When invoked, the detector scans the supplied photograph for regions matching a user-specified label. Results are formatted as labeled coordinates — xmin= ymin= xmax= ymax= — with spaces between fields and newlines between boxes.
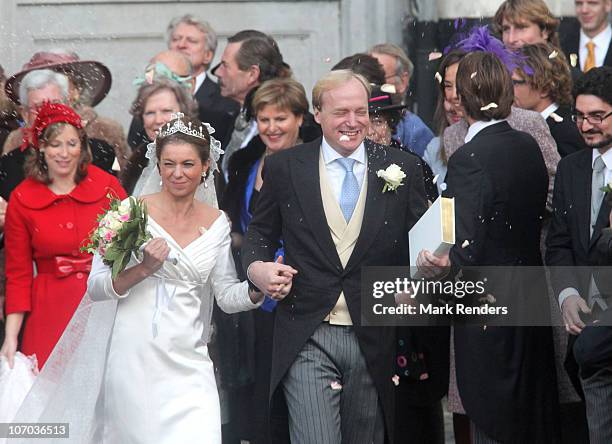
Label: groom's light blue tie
xmin=338 ymin=157 xmax=359 ymax=222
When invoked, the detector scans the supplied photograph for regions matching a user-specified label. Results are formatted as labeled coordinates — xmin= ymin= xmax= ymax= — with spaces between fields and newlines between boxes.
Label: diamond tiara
xmin=156 ymin=112 xmax=214 ymax=140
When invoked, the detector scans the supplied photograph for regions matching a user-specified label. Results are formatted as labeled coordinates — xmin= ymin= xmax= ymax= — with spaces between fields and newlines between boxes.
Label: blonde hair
xmin=252 ymin=78 xmax=309 ymax=117
xmin=312 ymin=69 xmax=370 ymax=110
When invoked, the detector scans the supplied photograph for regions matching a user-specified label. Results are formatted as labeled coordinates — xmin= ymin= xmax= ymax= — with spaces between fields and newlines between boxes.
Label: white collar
xmin=540 ymin=103 xmax=559 ymax=120
xmin=321 ymin=136 xmax=366 ymax=165
xmin=580 ymin=23 xmax=612 ymax=48
xmin=593 ymin=147 xmax=612 ymax=170
xmin=464 ymin=119 xmax=505 ymax=143
xmin=194 ymin=72 xmax=207 ymax=94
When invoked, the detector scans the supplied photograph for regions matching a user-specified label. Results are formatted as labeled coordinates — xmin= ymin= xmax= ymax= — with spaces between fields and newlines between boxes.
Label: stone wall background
xmin=0 ymin=0 xmax=577 ymax=128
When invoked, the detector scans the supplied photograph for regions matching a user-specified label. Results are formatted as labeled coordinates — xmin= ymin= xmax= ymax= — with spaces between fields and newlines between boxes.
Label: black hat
xmin=368 ymin=84 xmax=407 ymax=114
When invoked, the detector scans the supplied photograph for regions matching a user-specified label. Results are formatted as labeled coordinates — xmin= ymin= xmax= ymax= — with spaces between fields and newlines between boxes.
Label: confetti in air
xmin=392 ymin=375 xmax=400 ymax=386
xmin=432 ymin=174 xmax=439 ymax=184
xmin=570 ymin=53 xmax=578 ymax=67
xmin=435 ymin=72 xmax=443 ymax=84
xmin=550 ymin=112 xmax=564 ymax=123
xmin=381 ymin=84 xmax=396 ymax=94
xmin=480 ymin=102 xmax=498 ymax=111
xmin=428 ymin=52 xmax=443 ymax=61
xmin=470 ymin=72 xmax=477 ymax=79
xmin=548 ymin=50 xmax=558 ymax=59
xmin=330 ymin=381 xmax=342 ymax=390
xmin=324 ymin=57 xmax=331 ymax=63
xmin=339 ymin=134 xmax=350 ymax=142
xmin=462 ymin=240 xmax=470 ymax=248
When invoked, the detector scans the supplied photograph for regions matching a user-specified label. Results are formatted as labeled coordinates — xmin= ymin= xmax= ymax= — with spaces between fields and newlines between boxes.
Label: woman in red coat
xmin=0 ymin=102 xmax=126 ymax=369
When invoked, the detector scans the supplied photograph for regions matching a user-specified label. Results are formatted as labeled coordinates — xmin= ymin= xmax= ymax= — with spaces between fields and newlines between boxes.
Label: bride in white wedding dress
xmin=10 ymin=114 xmax=293 ymax=444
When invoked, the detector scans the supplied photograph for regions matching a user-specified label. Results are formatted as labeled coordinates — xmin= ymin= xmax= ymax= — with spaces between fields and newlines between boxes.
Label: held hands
xmin=141 ymin=238 xmax=170 ymax=275
xmin=249 ymin=256 xmax=298 ymax=301
xmin=0 ymin=196 xmax=6 ymax=231
xmin=562 ymin=294 xmax=591 ymax=335
xmin=416 ymin=250 xmax=450 ymax=280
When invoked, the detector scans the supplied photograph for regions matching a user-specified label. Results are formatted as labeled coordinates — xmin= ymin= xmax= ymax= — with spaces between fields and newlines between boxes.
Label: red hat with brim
xmin=5 ymin=51 xmax=112 ymax=107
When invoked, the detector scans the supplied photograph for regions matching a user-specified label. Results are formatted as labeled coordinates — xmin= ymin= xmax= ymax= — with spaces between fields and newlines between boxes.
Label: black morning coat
xmin=445 ymin=121 xmax=560 ymax=443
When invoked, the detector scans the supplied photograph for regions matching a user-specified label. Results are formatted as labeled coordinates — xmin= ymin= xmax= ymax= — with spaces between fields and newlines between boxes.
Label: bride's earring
xmin=202 ymin=171 xmax=208 ymax=188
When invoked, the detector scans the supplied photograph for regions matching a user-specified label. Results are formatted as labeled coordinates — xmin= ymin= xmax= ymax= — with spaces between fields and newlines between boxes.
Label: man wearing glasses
xmin=546 ymin=66 xmax=612 ymax=443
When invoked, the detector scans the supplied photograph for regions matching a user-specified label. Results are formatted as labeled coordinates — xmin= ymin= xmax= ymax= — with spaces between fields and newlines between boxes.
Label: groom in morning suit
xmin=242 ymin=69 xmax=428 ymax=443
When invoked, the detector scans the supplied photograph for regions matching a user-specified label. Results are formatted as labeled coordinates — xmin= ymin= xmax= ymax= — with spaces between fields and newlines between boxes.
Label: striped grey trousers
xmin=281 ymin=322 xmax=385 ymax=444
xmin=470 ymin=422 xmax=502 ymax=444
xmin=582 ymin=367 xmax=612 ymax=444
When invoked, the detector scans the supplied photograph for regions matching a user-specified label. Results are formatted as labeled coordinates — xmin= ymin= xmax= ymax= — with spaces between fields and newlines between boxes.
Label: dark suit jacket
xmin=242 ymin=138 xmax=428 ymax=439
xmin=547 ymin=105 xmax=587 ymax=158
xmin=445 ymin=122 xmax=559 ymax=443
xmin=546 ymin=148 xmax=612 ymax=296
xmin=573 ymin=217 xmax=612 ymax=376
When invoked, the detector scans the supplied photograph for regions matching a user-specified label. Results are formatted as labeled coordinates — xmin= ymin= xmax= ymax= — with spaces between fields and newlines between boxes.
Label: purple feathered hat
xmin=445 ymin=25 xmax=532 ymax=75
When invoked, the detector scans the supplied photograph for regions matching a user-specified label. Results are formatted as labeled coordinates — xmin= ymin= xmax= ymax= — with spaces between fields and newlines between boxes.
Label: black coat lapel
xmin=575 ymin=152 xmax=593 ymax=253
xmin=590 ymin=194 xmax=612 ymax=249
xmin=291 ymin=139 xmax=343 ymax=271
xmin=344 ymin=140 xmax=387 ymax=274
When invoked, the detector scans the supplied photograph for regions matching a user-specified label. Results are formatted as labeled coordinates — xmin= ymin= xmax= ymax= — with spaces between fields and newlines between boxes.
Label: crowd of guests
xmin=0 ymin=0 xmax=611 ymax=442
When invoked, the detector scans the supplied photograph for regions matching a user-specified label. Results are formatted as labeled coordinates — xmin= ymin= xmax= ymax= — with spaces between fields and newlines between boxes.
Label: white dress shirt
xmin=579 ymin=24 xmax=612 ymax=70
xmin=320 ymin=137 xmax=366 ymax=203
xmin=464 ymin=119 xmax=505 ymax=143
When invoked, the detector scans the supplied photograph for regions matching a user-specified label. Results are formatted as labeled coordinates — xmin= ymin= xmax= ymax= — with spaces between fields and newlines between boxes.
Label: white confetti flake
xmin=330 ymin=381 xmax=342 ymax=390
xmin=480 ymin=102 xmax=498 ymax=111
xmin=550 ymin=112 xmax=564 ymax=123
xmin=324 ymin=57 xmax=331 ymax=63
xmin=470 ymin=72 xmax=477 ymax=79
xmin=548 ymin=50 xmax=558 ymax=59
xmin=428 ymin=52 xmax=443 ymax=61
xmin=381 ymin=83 xmax=396 ymax=94
xmin=432 ymin=174 xmax=439 ymax=184
xmin=570 ymin=53 xmax=578 ymax=68
xmin=392 ymin=375 xmax=400 ymax=386
xmin=435 ymin=72 xmax=443 ymax=84
xmin=461 ymin=240 xmax=470 ymax=248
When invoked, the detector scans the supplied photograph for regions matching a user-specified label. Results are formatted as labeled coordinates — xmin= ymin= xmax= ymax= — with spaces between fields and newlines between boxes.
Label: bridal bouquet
xmin=82 ymin=196 xmax=151 ymax=279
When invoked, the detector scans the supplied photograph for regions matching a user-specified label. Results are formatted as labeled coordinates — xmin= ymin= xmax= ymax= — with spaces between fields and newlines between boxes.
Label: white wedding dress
xmin=11 ymin=212 xmax=259 ymax=444
xmin=87 ymin=213 xmax=258 ymax=443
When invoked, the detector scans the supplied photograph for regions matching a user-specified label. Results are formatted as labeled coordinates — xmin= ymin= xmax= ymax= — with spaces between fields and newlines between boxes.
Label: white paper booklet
xmin=409 ymin=196 xmax=455 ymax=278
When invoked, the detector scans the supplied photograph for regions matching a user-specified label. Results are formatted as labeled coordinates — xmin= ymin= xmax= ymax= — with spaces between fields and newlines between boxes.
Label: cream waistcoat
xmin=319 ymin=150 xmax=368 ymax=325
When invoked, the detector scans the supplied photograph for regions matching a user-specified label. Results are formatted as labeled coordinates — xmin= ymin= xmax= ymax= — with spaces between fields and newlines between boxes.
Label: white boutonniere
xmin=377 ymin=164 xmax=406 ymax=193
